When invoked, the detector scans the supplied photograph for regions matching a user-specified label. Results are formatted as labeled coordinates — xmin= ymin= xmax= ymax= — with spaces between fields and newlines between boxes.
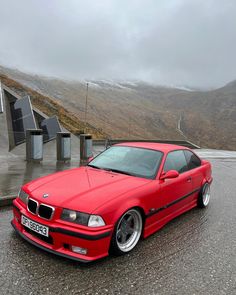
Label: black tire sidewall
xmin=109 ymin=208 xmax=143 ymax=256
xmin=198 ymin=182 xmax=210 ymax=208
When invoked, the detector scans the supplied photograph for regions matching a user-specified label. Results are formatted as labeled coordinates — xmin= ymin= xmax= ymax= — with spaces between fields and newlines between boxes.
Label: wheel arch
xmin=109 ymin=201 xmax=146 ymax=233
xmin=201 ymin=177 xmax=212 ymax=190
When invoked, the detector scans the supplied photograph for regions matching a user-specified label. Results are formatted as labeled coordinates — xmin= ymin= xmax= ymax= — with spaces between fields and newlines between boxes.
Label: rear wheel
xmin=110 ymin=208 xmax=143 ymax=256
xmin=198 ymin=183 xmax=211 ymax=208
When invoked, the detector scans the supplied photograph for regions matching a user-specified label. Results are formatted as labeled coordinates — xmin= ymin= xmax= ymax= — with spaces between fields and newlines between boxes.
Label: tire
xmin=198 ymin=182 xmax=211 ymax=208
xmin=110 ymin=208 xmax=143 ymax=256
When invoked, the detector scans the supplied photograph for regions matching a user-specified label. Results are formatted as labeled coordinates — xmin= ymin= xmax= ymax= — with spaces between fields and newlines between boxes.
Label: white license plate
xmin=21 ymin=215 xmax=49 ymax=237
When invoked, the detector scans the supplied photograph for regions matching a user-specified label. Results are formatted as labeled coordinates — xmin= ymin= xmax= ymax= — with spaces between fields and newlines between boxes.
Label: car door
xmin=158 ymin=150 xmax=193 ymax=219
xmin=184 ymin=150 xmax=203 ymax=198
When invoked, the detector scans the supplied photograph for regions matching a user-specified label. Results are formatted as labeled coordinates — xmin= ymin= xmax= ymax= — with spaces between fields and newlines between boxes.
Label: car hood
xmin=24 ymin=167 xmax=150 ymax=213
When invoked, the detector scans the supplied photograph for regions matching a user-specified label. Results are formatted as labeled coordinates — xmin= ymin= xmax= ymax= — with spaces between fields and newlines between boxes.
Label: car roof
xmin=115 ymin=142 xmax=190 ymax=153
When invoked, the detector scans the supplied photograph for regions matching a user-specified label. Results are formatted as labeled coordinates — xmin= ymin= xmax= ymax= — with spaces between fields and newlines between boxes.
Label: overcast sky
xmin=0 ymin=0 xmax=236 ymax=88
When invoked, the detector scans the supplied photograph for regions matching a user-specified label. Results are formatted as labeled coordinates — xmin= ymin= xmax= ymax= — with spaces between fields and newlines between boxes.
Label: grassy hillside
xmin=0 ymin=74 xmax=107 ymax=139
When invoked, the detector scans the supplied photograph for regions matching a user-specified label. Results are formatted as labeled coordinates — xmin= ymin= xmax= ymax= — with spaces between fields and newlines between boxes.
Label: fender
xmin=201 ymin=176 xmax=213 ymax=187
xmin=93 ymin=181 xmax=158 ymax=226
xmin=98 ymin=196 xmax=146 ymax=228
xmin=111 ymin=199 xmax=145 ymax=226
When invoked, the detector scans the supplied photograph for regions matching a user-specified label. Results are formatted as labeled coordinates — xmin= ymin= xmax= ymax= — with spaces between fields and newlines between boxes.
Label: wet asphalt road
xmin=1 ymin=158 xmax=236 ymax=295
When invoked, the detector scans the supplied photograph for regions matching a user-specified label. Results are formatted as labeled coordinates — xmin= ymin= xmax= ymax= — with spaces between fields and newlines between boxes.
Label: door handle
xmin=187 ymin=177 xmax=192 ymax=182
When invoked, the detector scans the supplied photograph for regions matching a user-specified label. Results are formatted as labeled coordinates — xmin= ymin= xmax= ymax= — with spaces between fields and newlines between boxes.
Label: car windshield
xmin=88 ymin=146 xmax=163 ymax=179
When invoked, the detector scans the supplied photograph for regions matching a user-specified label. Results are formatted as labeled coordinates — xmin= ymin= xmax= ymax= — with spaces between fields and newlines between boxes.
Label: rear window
xmin=184 ymin=150 xmax=201 ymax=170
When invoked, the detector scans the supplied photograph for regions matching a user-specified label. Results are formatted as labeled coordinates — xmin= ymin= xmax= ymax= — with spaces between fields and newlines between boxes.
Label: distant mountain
xmin=0 ymin=66 xmax=235 ymax=150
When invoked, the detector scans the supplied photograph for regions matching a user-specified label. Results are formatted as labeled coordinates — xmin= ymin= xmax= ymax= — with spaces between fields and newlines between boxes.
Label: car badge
xmin=43 ymin=193 xmax=49 ymax=198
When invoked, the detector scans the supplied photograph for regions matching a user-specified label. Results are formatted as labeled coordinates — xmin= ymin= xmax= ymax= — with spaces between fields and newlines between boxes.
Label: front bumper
xmin=12 ymin=200 xmax=113 ymax=262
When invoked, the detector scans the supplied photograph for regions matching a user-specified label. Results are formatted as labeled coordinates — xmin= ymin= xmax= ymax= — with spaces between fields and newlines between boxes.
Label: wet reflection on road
xmin=1 ymin=158 xmax=236 ymax=294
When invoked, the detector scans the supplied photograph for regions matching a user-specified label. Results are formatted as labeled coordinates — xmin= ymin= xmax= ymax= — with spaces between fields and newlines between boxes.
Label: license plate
xmin=21 ymin=215 xmax=49 ymax=237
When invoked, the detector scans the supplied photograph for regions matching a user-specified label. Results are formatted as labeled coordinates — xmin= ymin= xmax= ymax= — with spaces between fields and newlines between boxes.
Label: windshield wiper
xmin=87 ymin=164 xmax=102 ymax=170
xmin=88 ymin=165 xmax=135 ymax=176
xmin=103 ymin=168 xmax=135 ymax=176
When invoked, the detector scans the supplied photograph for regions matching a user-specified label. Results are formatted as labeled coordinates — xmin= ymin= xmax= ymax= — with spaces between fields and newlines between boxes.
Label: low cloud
xmin=0 ymin=0 xmax=236 ymax=88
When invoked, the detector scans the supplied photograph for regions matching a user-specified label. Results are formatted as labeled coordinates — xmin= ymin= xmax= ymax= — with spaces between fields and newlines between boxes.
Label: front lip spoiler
xmin=11 ymin=221 xmax=90 ymax=263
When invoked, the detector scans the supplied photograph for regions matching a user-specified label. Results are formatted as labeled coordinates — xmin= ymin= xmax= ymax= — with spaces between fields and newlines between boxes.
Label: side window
xmin=184 ymin=150 xmax=201 ymax=170
xmin=164 ymin=150 xmax=188 ymax=174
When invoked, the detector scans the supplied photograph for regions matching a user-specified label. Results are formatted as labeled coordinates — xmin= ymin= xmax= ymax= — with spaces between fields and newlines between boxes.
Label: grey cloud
xmin=0 ymin=0 xmax=236 ymax=88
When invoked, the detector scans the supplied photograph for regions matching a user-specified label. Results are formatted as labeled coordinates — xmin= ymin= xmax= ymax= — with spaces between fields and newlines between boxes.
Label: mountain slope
xmin=0 ymin=66 xmax=235 ymax=150
xmin=0 ymin=73 xmax=106 ymax=139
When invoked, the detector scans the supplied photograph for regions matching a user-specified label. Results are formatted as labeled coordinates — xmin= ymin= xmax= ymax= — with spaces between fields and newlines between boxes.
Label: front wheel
xmin=110 ymin=208 xmax=143 ymax=256
xmin=198 ymin=183 xmax=211 ymax=208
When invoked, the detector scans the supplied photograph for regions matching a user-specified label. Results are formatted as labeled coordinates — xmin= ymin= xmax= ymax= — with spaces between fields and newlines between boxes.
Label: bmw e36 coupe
xmin=12 ymin=142 xmax=212 ymax=262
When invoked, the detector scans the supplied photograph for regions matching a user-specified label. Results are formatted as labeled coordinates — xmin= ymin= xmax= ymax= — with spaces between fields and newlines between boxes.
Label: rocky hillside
xmin=0 ymin=66 xmax=235 ymax=150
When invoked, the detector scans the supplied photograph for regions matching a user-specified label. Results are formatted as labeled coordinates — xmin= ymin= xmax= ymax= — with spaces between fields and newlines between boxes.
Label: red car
xmin=12 ymin=143 xmax=212 ymax=262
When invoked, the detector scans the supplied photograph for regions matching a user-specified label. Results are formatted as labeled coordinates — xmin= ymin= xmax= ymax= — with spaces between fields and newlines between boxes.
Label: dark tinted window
xmin=184 ymin=150 xmax=201 ymax=170
xmin=164 ymin=150 xmax=188 ymax=174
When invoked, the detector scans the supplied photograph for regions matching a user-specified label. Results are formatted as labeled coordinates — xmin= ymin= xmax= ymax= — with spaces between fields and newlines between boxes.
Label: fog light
xmin=71 ymin=246 xmax=87 ymax=255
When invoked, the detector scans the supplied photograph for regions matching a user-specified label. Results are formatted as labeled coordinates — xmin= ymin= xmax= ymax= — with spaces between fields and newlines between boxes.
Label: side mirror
xmin=160 ymin=170 xmax=179 ymax=180
xmin=88 ymin=156 xmax=94 ymax=162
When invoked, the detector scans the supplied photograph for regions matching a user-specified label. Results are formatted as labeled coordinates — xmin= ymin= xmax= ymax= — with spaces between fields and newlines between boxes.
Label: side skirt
xmin=143 ymin=200 xmax=197 ymax=239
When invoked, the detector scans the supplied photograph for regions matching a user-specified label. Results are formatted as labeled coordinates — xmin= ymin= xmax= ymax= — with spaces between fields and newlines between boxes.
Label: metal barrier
xmin=56 ymin=132 xmax=71 ymax=161
xmin=80 ymin=134 xmax=93 ymax=161
xmin=26 ymin=129 xmax=43 ymax=162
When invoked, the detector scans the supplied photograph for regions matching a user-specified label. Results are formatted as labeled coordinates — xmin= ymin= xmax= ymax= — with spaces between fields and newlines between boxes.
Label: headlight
xmin=61 ymin=209 xmax=89 ymax=225
xmin=61 ymin=209 xmax=105 ymax=227
xmin=18 ymin=189 xmax=29 ymax=204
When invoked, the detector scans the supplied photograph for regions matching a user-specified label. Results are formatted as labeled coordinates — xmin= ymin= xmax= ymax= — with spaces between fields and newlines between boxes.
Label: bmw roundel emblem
xmin=43 ymin=193 xmax=49 ymax=198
